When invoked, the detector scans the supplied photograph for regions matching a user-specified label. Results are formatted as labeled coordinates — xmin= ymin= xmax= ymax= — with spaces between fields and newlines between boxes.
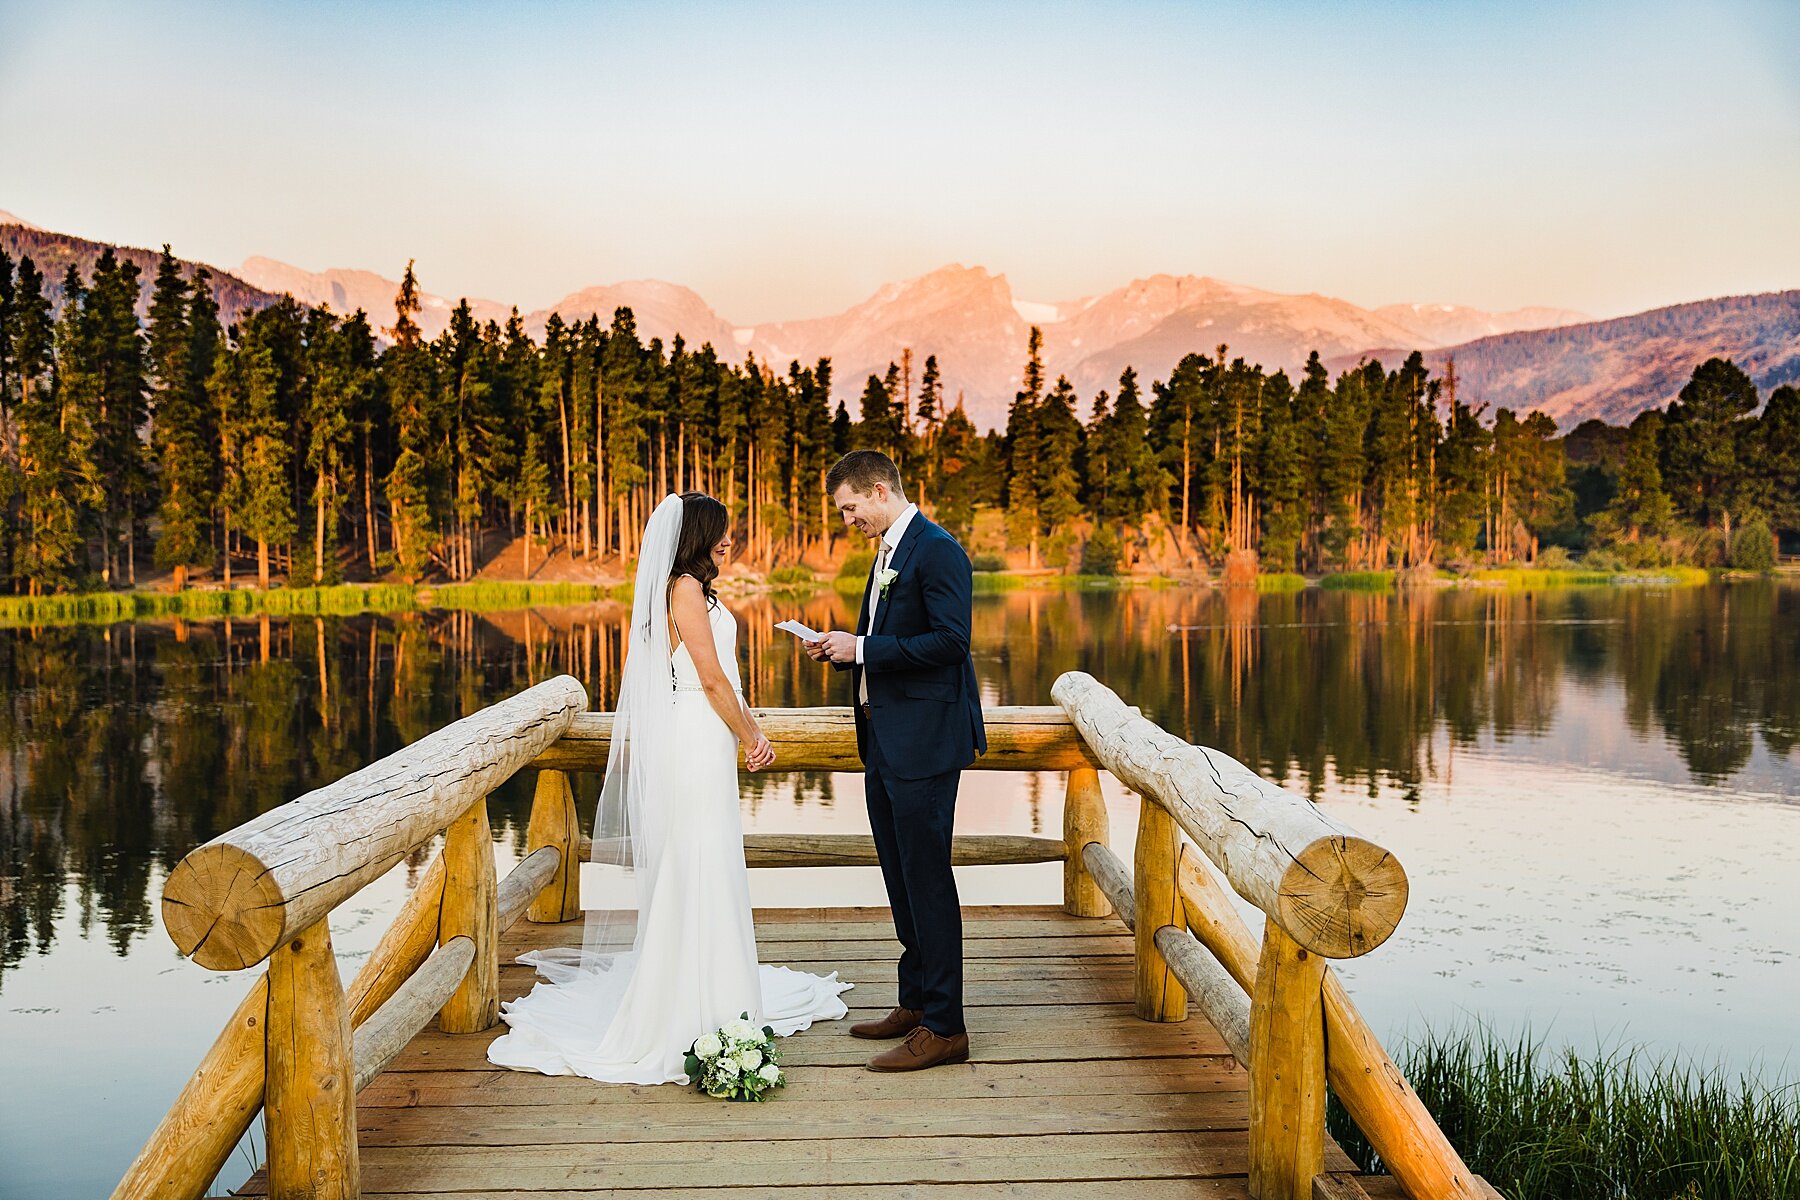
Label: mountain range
xmin=4 ymin=210 xmax=1794 ymax=432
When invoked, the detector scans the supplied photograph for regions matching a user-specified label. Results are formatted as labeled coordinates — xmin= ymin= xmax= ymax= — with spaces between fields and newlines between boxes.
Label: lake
xmin=2 ymin=581 xmax=1797 ymax=1199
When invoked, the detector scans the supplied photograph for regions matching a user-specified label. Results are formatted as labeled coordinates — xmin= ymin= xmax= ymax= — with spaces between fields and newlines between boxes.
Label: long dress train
xmin=487 ymin=601 xmax=851 ymax=1084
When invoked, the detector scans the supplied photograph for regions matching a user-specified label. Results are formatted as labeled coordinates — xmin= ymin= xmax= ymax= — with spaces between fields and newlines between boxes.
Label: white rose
xmin=694 ymin=1033 xmax=723 ymax=1059
xmin=716 ymin=1059 xmax=740 ymax=1078
xmin=757 ymin=1063 xmax=781 ymax=1084
xmin=724 ymin=1018 xmax=760 ymax=1041
xmin=736 ymin=1048 xmax=762 ymax=1071
xmin=877 ymin=567 xmax=900 ymax=593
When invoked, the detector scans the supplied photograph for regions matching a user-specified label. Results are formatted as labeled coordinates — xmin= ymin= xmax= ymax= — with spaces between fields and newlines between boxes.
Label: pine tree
xmin=231 ymin=304 xmax=301 ymax=588
xmin=856 ymin=373 xmax=893 ymax=457
xmin=85 ymin=249 xmax=151 ymax=584
xmin=1596 ymin=409 xmax=1674 ymax=547
xmin=1750 ymin=386 xmax=1800 ymax=537
xmin=384 ymin=264 xmax=437 ymax=580
xmin=148 ymin=247 xmax=216 ymax=589
xmin=1660 ymin=357 xmax=1759 ymax=534
xmin=1003 ymin=327 xmax=1046 ymax=565
xmin=1257 ymin=370 xmax=1304 ymax=570
xmin=1036 ymin=375 xmax=1084 ymax=566
xmin=305 ymin=307 xmax=372 ymax=583
xmin=916 ymin=353 xmax=942 ymax=503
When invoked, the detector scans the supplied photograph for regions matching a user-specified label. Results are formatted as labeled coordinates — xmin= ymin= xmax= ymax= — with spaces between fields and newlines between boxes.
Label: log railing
xmin=120 ymin=674 xmax=1489 ymax=1200
xmin=115 ymin=676 xmax=587 ymax=1200
xmin=1051 ymin=671 xmax=1498 ymax=1200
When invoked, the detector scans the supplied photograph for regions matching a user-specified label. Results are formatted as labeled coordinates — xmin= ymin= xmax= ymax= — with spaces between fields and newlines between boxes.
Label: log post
xmin=1248 ymin=918 xmax=1327 ymax=1200
xmin=1180 ymin=845 xmax=1492 ymax=1200
xmin=1132 ymin=798 xmax=1186 ymax=1022
xmin=1054 ymin=671 xmax=1408 ymax=959
xmin=264 ymin=919 xmax=358 ymax=1200
xmin=524 ymin=769 xmax=582 ymax=923
xmin=437 ymin=797 xmax=499 ymax=1033
xmin=163 ymin=675 xmax=586 ymax=972
xmin=1062 ymin=766 xmax=1110 ymax=917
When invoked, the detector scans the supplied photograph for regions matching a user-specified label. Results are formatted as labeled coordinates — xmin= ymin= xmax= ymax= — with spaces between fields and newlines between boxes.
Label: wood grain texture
xmin=582 ymin=831 xmax=1067 ymax=869
xmin=223 ymin=904 xmax=1391 ymax=1200
xmin=1133 ymin=798 xmax=1187 ymax=1022
xmin=1062 ymin=766 xmax=1111 ymax=917
xmin=164 ymin=676 xmax=586 ymax=970
xmin=109 ymin=976 xmax=269 ymax=1200
xmin=1156 ymin=923 xmax=1252 ymax=1068
xmin=1182 ymin=850 xmax=1492 ymax=1200
xmin=1054 ymin=671 xmax=1407 ymax=959
xmin=437 ymin=800 xmax=499 ymax=1034
xmin=265 ymin=919 xmax=359 ymax=1200
xmin=345 ymin=855 xmax=445 ymax=1028
xmin=1248 ymin=920 xmax=1327 ymax=1200
xmin=495 ymin=847 xmax=560 ymax=933
xmin=353 ymin=937 xmax=475 ymax=1092
xmin=522 ymin=770 xmax=580 ymax=923
xmin=530 ymin=705 xmax=1109 ymax=773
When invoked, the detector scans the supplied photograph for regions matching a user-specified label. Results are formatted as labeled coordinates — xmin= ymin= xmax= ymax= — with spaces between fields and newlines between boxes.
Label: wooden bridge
xmin=115 ymin=674 xmax=1500 ymax=1200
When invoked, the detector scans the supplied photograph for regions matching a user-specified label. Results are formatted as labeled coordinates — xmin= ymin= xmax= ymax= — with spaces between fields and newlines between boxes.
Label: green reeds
xmin=0 ymin=581 xmax=623 ymax=628
xmin=1255 ymin=572 xmax=1308 ymax=593
xmin=1319 ymin=570 xmax=1396 ymax=591
xmin=1467 ymin=566 xmax=1711 ymax=590
xmin=1326 ymin=1026 xmax=1800 ymax=1200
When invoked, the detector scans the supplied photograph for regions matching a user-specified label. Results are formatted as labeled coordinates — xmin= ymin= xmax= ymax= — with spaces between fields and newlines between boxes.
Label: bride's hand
xmin=744 ymin=731 xmax=776 ymax=772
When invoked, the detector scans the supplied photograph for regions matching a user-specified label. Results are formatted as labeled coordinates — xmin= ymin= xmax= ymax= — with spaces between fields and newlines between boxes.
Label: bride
xmin=488 ymin=492 xmax=852 ymax=1084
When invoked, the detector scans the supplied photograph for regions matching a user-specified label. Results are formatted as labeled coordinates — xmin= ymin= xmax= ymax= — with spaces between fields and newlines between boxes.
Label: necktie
xmin=859 ymin=542 xmax=891 ymax=706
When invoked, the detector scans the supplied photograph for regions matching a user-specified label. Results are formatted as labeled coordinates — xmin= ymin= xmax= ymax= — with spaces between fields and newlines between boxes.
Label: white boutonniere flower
xmin=877 ymin=567 xmax=900 ymax=596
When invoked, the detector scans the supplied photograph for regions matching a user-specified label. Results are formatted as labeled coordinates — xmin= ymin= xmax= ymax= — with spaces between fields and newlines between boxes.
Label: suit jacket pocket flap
xmin=900 ymin=678 xmax=958 ymax=703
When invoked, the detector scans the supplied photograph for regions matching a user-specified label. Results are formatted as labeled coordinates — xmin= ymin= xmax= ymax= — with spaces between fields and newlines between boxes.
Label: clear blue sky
xmin=2 ymin=0 xmax=1796 ymax=322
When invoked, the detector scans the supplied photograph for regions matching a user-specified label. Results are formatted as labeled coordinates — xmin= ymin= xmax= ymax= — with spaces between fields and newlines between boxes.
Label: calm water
xmin=2 ymin=583 xmax=1798 ymax=1198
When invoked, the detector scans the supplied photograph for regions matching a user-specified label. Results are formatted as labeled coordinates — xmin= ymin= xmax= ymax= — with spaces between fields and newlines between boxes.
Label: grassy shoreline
xmin=0 ymin=580 xmax=628 ymax=628
xmin=1328 ymin=1026 xmax=1800 ymax=1200
xmin=0 ymin=563 xmax=1739 ymax=628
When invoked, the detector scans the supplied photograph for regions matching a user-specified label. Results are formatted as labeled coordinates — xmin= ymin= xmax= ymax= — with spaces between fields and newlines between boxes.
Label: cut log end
xmin=1277 ymin=836 xmax=1409 ymax=959
xmin=162 ymin=843 xmax=287 ymax=970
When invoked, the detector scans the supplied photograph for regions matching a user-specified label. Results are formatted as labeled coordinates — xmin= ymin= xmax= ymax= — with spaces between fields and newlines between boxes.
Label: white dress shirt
xmin=856 ymin=503 xmax=919 ymax=677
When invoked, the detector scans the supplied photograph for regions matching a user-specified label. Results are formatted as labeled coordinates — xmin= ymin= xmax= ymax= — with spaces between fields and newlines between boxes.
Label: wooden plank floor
xmin=237 ymin=905 xmax=1374 ymax=1198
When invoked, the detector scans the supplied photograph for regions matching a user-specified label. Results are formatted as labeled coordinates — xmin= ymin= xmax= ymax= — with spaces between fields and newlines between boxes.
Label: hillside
xmin=0 ymin=223 xmax=279 ymax=327
xmin=1330 ymin=291 xmax=1800 ymax=426
xmin=8 ymin=211 xmax=1789 ymax=432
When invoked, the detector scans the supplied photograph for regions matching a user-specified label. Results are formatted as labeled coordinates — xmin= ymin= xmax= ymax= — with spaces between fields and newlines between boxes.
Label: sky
xmin=2 ymin=0 xmax=1797 ymax=324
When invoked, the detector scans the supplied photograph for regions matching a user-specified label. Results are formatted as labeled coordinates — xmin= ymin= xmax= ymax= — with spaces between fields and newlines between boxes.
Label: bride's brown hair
xmin=670 ymin=492 xmax=730 ymax=605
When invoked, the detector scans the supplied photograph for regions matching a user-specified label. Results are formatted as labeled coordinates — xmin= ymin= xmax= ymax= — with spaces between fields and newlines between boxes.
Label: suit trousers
xmin=863 ymin=729 xmax=965 ymax=1037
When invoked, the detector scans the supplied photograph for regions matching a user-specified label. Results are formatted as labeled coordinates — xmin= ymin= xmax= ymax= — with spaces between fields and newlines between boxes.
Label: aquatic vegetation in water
xmin=0 ymin=582 xmax=624 ymax=628
xmin=1319 ymin=571 xmax=1397 ymax=591
xmin=1254 ymin=572 xmax=1308 ymax=593
xmin=1327 ymin=1026 xmax=1800 ymax=1200
xmin=1466 ymin=566 xmax=1711 ymax=590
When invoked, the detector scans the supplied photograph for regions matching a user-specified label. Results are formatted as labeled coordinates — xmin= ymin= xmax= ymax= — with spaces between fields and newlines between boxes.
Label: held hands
xmin=743 ymin=729 xmax=776 ymax=772
xmin=805 ymin=631 xmax=857 ymax=664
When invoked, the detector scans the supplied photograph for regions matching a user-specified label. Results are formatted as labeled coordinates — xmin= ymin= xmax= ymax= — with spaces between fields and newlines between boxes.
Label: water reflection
xmin=1 ymin=582 xmax=1796 ymax=991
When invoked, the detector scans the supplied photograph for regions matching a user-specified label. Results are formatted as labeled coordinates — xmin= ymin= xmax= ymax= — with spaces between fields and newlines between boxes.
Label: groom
xmin=805 ymin=450 xmax=986 ymax=1072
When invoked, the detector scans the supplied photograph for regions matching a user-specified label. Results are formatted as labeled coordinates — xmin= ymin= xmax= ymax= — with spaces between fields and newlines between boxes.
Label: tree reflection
xmin=1 ymin=581 xmax=1795 ymax=988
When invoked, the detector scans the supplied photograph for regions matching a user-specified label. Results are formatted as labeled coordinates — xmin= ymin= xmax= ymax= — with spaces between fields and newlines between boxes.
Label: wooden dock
xmin=238 ymin=905 xmax=1395 ymax=1198
xmin=121 ymin=677 xmax=1490 ymax=1200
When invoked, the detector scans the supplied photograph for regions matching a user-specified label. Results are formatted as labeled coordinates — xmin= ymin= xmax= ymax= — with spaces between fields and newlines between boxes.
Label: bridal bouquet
xmin=684 ymin=1013 xmax=784 ymax=1101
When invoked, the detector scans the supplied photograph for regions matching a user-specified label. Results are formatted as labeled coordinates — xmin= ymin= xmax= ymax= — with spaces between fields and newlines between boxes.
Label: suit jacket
xmin=837 ymin=513 xmax=987 ymax=780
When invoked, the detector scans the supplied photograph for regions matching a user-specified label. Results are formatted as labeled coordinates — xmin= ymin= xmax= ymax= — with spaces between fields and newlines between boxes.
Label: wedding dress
xmin=488 ymin=496 xmax=851 ymax=1085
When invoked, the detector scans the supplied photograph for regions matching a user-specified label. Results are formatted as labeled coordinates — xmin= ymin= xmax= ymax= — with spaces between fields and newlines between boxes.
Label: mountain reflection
xmin=1 ymin=582 xmax=1795 ymax=988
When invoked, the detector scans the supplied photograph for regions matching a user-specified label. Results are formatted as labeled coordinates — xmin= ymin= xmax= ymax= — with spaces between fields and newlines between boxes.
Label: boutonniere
xmin=877 ymin=567 xmax=900 ymax=597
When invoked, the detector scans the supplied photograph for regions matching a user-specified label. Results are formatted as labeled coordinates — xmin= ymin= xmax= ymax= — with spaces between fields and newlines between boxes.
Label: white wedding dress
xmin=488 ymin=593 xmax=852 ymax=1084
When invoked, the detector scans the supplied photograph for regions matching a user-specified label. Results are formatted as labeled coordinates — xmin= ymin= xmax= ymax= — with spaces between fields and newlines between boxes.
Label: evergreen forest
xmin=1 ymin=245 xmax=1795 ymax=596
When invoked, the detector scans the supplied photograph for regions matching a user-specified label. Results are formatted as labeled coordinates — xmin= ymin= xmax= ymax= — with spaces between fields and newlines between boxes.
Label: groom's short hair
xmin=826 ymin=450 xmax=904 ymax=498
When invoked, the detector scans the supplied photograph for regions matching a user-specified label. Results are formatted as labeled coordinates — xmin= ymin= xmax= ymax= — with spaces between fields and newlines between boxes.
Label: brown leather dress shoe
xmin=850 ymin=1006 xmax=923 ymax=1040
xmin=866 ymin=1026 xmax=971 ymax=1072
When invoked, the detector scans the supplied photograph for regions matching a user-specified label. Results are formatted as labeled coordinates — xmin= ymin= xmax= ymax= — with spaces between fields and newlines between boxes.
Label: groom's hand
xmin=816 ymin=631 xmax=857 ymax=664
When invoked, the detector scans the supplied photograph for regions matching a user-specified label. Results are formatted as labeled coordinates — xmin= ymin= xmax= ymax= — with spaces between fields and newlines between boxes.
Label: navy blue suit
xmin=837 ymin=513 xmax=986 ymax=1036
